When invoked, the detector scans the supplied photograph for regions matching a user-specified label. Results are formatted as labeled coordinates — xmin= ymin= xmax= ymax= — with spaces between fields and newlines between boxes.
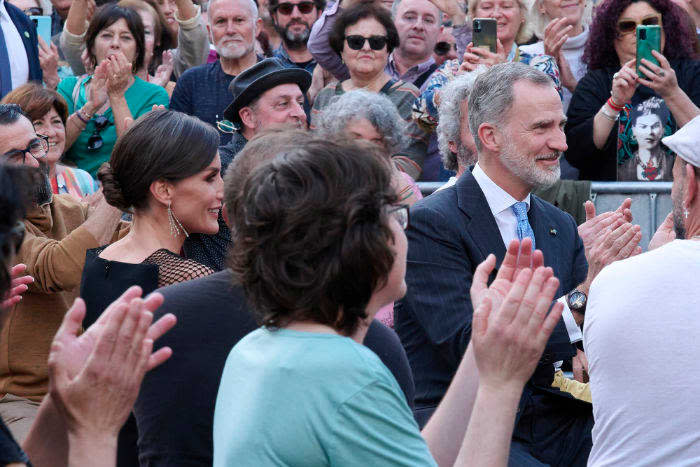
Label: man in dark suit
xmin=0 ymin=0 xmax=42 ymax=99
xmin=395 ymin=62 xmax=641 ymax=466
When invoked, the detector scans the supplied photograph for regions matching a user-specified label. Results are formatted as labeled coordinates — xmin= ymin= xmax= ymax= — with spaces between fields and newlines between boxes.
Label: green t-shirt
xmin=57 ymin=75 xmax=170 ymax=177
xmin=213 ymin=328 xmax=436 ymax=467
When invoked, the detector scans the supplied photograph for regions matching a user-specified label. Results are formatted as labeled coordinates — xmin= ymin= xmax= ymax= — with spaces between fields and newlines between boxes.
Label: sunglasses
xmin=434 ymin=41 xmax=457 ymax=56
xmin=388 ymin=204 xmax=410 ymax=230
xmin=617 ymin=14 xmax=662 ymax=35
xmin=275 ymin=1 xmax=315 ymax=15
xmin=344 ymin=35 xmax=389 ymax=51
xmin=86 ymin=115 xmax=111 ymax=151
xmin=2 ymin=135 xmax=49 ymax=164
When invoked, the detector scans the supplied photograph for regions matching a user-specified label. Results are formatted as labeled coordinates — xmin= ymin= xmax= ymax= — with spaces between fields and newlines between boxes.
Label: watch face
xmin=569 ymin=291 xmax=586 ymax=309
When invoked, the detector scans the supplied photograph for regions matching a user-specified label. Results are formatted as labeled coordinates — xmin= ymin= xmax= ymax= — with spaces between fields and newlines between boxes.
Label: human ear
xmin=238 ymin=107 xmax=256 ymax=130
xmin=477 ymin=123 xmax=500 ymax=152
xmin=684 ymin=164 xmax=698 ymax=210
xmin=149 ymin=179 xmax=174 ymax=207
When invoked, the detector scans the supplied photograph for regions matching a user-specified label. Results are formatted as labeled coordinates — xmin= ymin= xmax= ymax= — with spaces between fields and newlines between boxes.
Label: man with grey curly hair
xmin=314 ymin=90 xmax=408 ymax=154
xmin=435 ymin=71 xmax=480 ymax=191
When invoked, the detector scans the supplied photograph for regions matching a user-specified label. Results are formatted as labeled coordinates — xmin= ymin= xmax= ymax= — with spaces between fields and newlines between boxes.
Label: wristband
xmin=607 ymin=96 xmax=624 ymax=112
xmin=75 ymin=110 xmax=90 ymax=124
xmin=599 ymin=104 xmax=619 ymax=122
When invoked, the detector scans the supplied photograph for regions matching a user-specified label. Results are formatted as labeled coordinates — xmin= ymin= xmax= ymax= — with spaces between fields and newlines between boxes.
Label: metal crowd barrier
xmin=417 ymin=181 xmax=673 ymax=251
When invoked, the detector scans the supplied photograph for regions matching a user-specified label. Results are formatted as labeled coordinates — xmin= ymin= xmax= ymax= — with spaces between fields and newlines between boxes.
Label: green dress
xmin=57 ymin=75 xmax=170 ymax=177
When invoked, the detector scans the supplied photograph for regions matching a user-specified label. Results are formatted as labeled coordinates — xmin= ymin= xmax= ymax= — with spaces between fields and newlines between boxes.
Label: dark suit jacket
xmin=4 ymin=1 xmax=42 ymax=84
xmin=395 ymin=170 xmax=593 ymax=464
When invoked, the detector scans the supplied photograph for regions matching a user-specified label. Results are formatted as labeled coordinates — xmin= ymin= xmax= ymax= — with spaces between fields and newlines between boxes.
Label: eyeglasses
xmin=388 ymin=204 xmax=410 ymax=230
xmin=434 ymin=41 xmax=457 ymax=56
xmin=344 ymin=35 xmax=389 ymax=51
xmin=86 ymin=115 xmax=111 ymax=151
xmin=1 ymin=135 xmax=49 ymax=164
xmin=275 ymin=1 xmax=315 ymax=15
xmin=616 ymin=14 xmax=662 ymax=35
xmin=24 ymin=7 xmax=43 ymax=15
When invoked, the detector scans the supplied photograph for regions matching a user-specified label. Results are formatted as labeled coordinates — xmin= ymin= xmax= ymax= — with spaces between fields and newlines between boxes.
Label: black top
xmin=565 ymin=59 xmax=700 ymax=181
xmin=0 ymin=418 xmax=30 ymax=466
xmin=134 ymin=269 xmax=415 ymax=467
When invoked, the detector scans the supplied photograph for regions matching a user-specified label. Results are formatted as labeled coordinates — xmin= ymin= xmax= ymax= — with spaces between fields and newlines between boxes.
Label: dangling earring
xmin=684 ymin=208 xmax=690 ymax=219
xmin=168 ymin=202 xmax=189 ymax=238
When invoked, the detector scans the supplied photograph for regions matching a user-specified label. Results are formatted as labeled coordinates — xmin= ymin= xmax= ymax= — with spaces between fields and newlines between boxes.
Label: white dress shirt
xmin=472 ymin=163 xmax=583 ymax=345
xmin=0 ymin=0 xmax=30 ymax=90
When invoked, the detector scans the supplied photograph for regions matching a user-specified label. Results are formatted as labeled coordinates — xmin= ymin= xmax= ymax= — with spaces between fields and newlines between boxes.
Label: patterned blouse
xmin=50 ymin=164 xmax=99 ymax=201
xmin=413 ymin=45 xmax=563 ymax=133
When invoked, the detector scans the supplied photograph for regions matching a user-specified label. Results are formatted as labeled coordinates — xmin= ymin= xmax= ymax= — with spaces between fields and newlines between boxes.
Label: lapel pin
xmin=24 ymin=31 xmax=30 ymax=38
xmin=549 ymin=228 xmax=558 ymax=236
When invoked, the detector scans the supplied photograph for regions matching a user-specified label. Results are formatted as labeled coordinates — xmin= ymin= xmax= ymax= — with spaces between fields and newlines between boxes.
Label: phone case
xmin=30 ymin=15 xmax=51 ymax=45
xmin=636 ymin=25 xmax=661 ymax=79
xmin=473 ymin=18 xmax=498 ymax=53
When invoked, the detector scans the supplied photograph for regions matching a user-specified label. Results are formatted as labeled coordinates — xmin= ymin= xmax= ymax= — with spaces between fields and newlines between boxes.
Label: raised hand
xmin=637 ymin=51 xmax=681 ymax=99
xmin=472 ymin=266 xmax=564 ymax=389
xmin=425 ymin=0 xmax=466 ymax=22
xmin=152 ymin=50 xmax=174 ymax=88
xmin=104 ymin=52 xmax=133 ymax=97
xmin=577 ymin=199 xmax=632 ymax=257
xmin=1 ymin=264 xmax=34 ymax=309
xmin=470 ymin=238 xmax=544 ymax=311
xmin=88 ymin=62 xmax=109 ymax=110
xmin=585 ymin=221 xmax=642 ymax=283
xmin=38 ymin=37 xmax=60 ymax=90
xmin=611 ymin=58 xmax=638 ymax=105
xmin=459 ymin=40 xmax=506 ymax=74
xmin=543 ymin=18 xmax=572 ymax=59
xmin=648 ymin=212 xmax=676 ymax=250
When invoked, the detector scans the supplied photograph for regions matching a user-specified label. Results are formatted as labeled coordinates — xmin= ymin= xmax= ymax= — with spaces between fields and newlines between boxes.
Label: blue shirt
xmin=273 ymin=45 xmax=317 ymax=75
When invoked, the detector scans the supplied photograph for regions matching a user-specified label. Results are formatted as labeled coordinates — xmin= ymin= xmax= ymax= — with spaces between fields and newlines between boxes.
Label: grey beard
xmin=672 ymin=203 xmax=687 ymax=240
xmin=33 ymin=163 xmax=53 ymax=206
xmin=276 ymin=23 xmax=310 ymax=50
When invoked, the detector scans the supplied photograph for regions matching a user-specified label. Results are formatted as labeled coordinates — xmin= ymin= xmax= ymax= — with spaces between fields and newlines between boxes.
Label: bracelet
xmin=599 ymin=105 xmax=619 ymax=122
xmin=607 ymin=96 xmax=624 ymax=112
xmin=79 ymin=106 xmax=94 ymax=121
xmin=75 ymin=110 xmax=90 ymax=124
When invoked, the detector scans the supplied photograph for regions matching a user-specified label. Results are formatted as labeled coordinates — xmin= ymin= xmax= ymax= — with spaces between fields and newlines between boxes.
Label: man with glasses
xmin=269 ymin=0 xmax=324 ymax=74
xmin=170 ymin=0 xmax=262 ymax=145
xmin=0 ymin=0 xmax=42 ymax=99
xmin=0 ymin=103 xmax=123 ymax=442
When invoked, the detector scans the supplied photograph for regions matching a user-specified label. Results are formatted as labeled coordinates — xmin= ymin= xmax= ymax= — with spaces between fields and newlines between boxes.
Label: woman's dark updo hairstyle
xmin=85 ymin=3 xmax=147 ymax=73
xmin=0 ymin=164 xmax=42 ymax=300
xmin=582 ymin=0 xmax=696 ymax=70
xmin=329 ymin=3 xmax=400 ymax=57
xmin=97 ymin=109 xmax=219 ymax=212
xmin=229 ymin=139 xmax=399 ymax=336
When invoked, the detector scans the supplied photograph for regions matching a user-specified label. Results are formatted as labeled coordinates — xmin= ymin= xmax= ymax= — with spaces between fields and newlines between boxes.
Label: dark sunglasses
xmin=617 ymin=14 xmax=662 ymax=35
xmin=344 ymin=35 xmax=389 ymax=51
xmin=86 ymin=115 xmax=111 ymax=151
xmin=434 ymin=41 xmax=457 ymax=56
xmin=2 ymin=135 xmax=48 ymax=164
xmin=275 ymin=1 xmax=315 ymax=15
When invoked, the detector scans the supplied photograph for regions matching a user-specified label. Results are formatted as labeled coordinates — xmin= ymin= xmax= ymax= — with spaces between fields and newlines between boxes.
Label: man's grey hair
xmin=436 ymin=69 xmax=483 ymax=172
xmin=391 ymin=0 xmax=443 ymax=24
xmin=208 ymin=0 xmax=258 ymax=25
xmin=468 ymin=62 xmax=554 ymax=151
xmin=314 ymin=90 xmax=408 ymax=154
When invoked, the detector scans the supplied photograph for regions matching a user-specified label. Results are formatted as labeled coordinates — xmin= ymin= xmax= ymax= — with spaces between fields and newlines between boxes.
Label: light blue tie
xmin=511 ymin=201 xmax=536 ymax=250
xmin=0 ymin=17 xmax=12 ymax=98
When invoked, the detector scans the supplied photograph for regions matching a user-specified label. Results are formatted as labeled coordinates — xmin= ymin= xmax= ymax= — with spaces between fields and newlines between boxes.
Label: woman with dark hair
xmin=565 ymin=0 xmax=700 ymax=180
xmin=214 ymin=138 xmax=566 ymax=466
xmin=56 ymin=3 xmax=170 ymax=178
xmin=2 ymin=83 xmax=99 ymax=199
xmin=310 ymin=3 xmax=428 ymax=180
xmin=80 ymin=109 xmax=221 ymax=465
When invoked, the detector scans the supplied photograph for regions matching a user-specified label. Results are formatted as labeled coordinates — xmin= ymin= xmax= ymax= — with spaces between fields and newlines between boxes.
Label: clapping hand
xmin=152 ymin=50 xmax=174 ymax=89
xmin=471 ymin=261 xmax=564 ymax=389
xmin=38 ymin=37 xmax=60 ymax=90
xmin=648 ymin=212 xmax=676 ymax=250
xmin=543 ymin=18 xmax=578 ymax=92
xmin=48 ymin=286 xmax=176 ymax=438
xmin=1 ymin=264 xmax=34 ymax=309
xmin=577 ymin=199 xmax=633 ymax=257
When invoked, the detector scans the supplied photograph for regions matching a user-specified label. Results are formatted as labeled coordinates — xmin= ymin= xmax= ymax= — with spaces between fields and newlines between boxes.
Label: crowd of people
xmin=0 ymin=0 xmax=699 ymax=463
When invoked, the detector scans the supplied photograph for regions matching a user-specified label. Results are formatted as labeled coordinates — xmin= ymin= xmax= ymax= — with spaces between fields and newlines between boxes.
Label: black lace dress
xmin=79 ymin=247 xmax=214 ymax=467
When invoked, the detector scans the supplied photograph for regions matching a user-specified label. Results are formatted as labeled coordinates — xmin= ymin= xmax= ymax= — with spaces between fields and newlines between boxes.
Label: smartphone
xmin=473 ymin=18 xmax=497 ymax=53
xmin=636 ymin=25 xmax=661 ymax=79
xmin=30 ymin=15 xmax=51 ymax=46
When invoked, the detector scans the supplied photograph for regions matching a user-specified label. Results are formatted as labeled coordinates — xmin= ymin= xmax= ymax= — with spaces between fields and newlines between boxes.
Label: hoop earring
xmin=168 ymin=202 xmax=189 ymax=238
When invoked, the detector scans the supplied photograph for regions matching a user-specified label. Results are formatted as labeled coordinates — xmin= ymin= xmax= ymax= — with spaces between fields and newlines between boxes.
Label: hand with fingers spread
xmin=2 ymin=264 xmax=34 ymax=309
xmin=47 ymin=286 xmax=176 ymax=441
xmin=637 ymin=51 xmax=681 ymax=99
xmin=648 ymin=212 xmax=676 ymax=250
xmin=470 ymin=238 xmax=544 ymax=312
xmin=152 ymin=50 xmax=174 ymax=89
xmin=472 ymin=266 xmax=564 ymax=389
xmin=611 ymin=58 xmax=639 ymax=105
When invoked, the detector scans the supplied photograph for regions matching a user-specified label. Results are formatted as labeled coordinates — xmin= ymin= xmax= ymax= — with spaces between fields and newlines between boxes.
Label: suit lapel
xmin=456 ymin=171 xmax=507 ymax=268
xmin=7 ymin=5 xmax=40 ymax=81
xmin=529 ymin=195 xmax=563 ymax=270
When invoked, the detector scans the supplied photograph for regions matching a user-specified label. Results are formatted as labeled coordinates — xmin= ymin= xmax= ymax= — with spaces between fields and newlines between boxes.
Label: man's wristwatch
xmin=567 ymin=289 xmax=587 ymax=315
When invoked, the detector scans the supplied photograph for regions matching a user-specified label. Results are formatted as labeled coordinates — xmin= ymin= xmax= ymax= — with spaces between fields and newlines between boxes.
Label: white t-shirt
xmin=520 ymin=27 xmax=589 ymax=113
xmin=584 ymin=239 xmax=700 ymax=466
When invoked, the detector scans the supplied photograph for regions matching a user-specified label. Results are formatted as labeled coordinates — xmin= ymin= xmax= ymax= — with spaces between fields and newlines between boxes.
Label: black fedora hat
xmin=223 ymin=58 xmax=312 ymax=125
